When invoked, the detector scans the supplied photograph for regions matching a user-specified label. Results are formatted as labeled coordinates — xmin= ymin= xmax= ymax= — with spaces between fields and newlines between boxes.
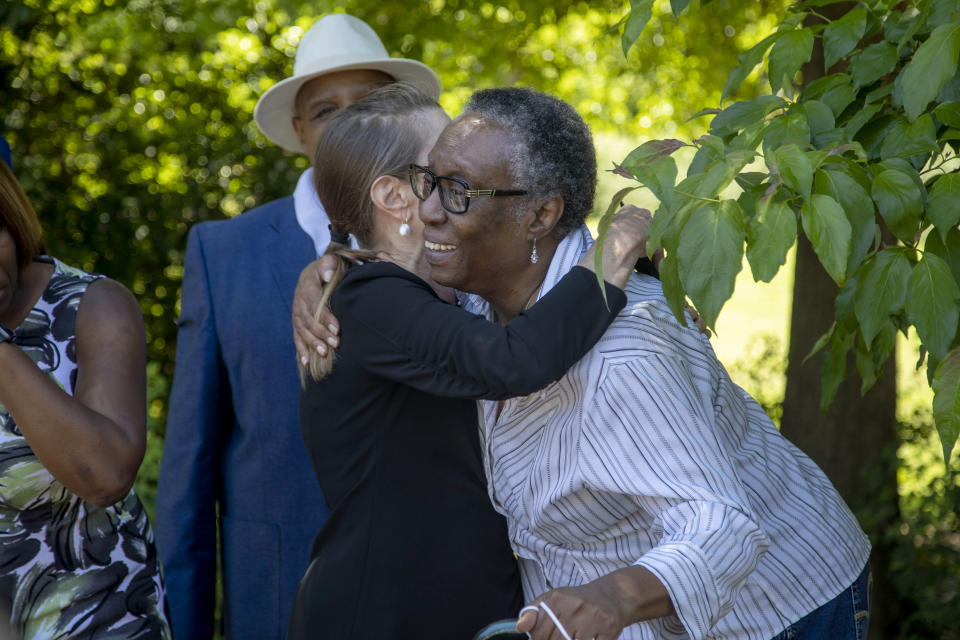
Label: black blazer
xmin=290 ymin=262 xmax=625 ymax=640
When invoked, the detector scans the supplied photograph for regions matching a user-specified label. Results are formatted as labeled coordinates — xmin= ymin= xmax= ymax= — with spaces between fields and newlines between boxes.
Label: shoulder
xmin=599 ymin=272 xmax=713 ymax=361
xmin=334 ymin=262 xmax=435 ymax=311
xmin=79 ymin=278 xmax=143 ymax=329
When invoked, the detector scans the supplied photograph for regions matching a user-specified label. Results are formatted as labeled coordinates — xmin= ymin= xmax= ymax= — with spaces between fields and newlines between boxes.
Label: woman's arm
xmin=293 ymin=206 xmax=655 ymax=361
xmin=0 ymin=278 xmax=146 ymax=507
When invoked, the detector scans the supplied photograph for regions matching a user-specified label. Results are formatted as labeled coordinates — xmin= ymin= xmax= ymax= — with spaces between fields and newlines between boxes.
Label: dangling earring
xmin=398 ymin=213 xmax=411 ymax=237
xmin=530 ymin=238 xmax=539 ymax=264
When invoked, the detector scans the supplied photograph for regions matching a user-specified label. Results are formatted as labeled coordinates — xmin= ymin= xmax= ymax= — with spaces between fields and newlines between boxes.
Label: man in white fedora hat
xmin=155 ymin=14 xmax=440 ymax=640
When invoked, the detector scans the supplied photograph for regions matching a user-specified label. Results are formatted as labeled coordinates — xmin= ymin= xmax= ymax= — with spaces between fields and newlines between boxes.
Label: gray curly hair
xmin=463 ymin=87 xmax=596 ymax=238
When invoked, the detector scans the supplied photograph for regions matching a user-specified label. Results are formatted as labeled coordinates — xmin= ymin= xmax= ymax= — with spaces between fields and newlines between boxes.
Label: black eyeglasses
xmin=408 ymin=164 xmax=528 ymax=214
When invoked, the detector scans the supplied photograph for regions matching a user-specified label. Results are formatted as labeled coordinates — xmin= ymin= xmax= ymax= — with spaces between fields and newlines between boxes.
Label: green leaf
xmin=856 ymin=321 xmax=896 ymax=394
xmin=677 ymin=200 xmax=746 ymax=329
xmin=628 ymin=157 xmax=678 ymax=209
xmin=710 ymin=95 xmax=786 ymax=137
xmin=762 ymin=109 xmax=811 ymax=156
xmin=842 ymin=103 xmax=882 ymax=142
xmin=669 ymin=0 xmax=690 ymax=15
xmin=934 ymin=102 xmax=960 ymax=128
xmin=821 ymin=330 xmax=853 ymax=413
xmin=871 ymin=168 xmax=924 ymax=244
xmin=657 ymin=253 xmax=689 ymax=326
xmin=734 ymin=172 xmax=770 ymax=191
xmin=621 ymin=139 xmax=686 ymax=166
xmin=814 ymin=169 xmax=876 ymax=278
xmin=722 ymin=31 xmax=785 ymax=100
xmin=803 ymin=321 xmax=836 ymax=366
xmin=770 ymin=143 xmax=813 ymax=200
xmin=802 ymin=74 xmax=856 ymax=115
xmin=901 ymin=22 xmax=960 ymax=120
xmin=879 ymin=114 xmax=939 ymax=160
xmin=853 ymin=248 xmax=911 ymax=346
xmin=802 ymin=100 xmax=837 ymax=146
xmin=925 ymin=227 xmax=960 ymax=288
xmin=746 ymin=198 xmax=797 ymax=282
xmin=850 ymin=42 xmax=898 ymax=88
xmin=802 ymin=194 xmax=852 ymax=285
xmin=907 ymin=254 xmax=960 ymax=359
xmin=823 ymin=7 xmax=866 ymax=70
xmin=932 ymin=347 xmax=960 ymax=462
xmin=928 ymin=173 xmax=960 ymax=242
xmin=835 ymin=275 xmax=858 ymax=330
xmin=769 ymin=27 xmax=815 ymax=94
xmin=595 ymin=185 xmax=641 ymax=303
xmin=622 ymin=0 xmax=655 ymax=57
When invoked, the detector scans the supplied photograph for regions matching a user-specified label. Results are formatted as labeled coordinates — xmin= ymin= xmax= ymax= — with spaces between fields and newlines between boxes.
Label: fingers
xmin=318 ymin=254 xmax=338 ymax=282
xmin=517 ymin=606 xmax=539 ymax=633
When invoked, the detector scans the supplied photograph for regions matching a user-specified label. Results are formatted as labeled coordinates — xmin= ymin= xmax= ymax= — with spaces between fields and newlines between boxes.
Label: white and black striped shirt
xmin=463 ymin=226 xmax=871 ymax=640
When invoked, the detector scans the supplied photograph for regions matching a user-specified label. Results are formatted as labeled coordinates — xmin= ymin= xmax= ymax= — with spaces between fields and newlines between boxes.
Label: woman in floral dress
xmin=0 ymin=158 xmax=170 ymax=638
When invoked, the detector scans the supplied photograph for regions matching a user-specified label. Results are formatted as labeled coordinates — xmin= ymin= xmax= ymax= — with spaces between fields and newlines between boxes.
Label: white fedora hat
xmin=254 ymin=13 xmax=441 ymax=152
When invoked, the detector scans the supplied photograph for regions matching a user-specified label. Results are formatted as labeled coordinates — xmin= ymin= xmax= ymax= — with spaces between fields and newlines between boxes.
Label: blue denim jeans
xmin=771 ymin=563 xmax=871 ymax=640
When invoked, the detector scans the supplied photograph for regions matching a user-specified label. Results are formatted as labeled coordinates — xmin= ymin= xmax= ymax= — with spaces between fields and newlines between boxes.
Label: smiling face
xmin=292 ymin=69 xmax=395 ymax=162
xmin=418 ymin=114 xmax=535 ymax=298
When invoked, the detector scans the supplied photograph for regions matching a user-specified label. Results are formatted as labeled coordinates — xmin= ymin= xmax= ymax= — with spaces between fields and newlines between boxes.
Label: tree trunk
xmin=780 ymin=7 xmax=902 ymax=636
xmin=781 ymin=237 xmax=900 ymax=640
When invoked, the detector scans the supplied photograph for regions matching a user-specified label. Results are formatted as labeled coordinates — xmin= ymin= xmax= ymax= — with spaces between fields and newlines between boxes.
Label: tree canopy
xmin=611 ymin=0 xmax=960 ymax=464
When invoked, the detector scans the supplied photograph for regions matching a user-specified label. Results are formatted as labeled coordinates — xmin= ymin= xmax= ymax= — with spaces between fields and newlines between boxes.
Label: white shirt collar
xmin=293 ymin=167 xmax=330 ymax=257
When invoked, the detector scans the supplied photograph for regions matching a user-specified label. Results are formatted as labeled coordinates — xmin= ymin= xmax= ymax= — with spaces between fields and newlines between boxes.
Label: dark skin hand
xmin=0 ymin=276 xmax=147 ymax=507
xmin=517 ymin=566 xmax=675 ymax=640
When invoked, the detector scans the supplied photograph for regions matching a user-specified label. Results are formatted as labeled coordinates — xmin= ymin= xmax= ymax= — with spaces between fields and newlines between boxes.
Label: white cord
xmin=519 ymin=602 xmax=573 ymax=640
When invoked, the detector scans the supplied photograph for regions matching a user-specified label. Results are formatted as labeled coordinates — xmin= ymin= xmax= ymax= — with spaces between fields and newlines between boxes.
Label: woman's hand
xmin=516 ymin=566 xmax=674 ymax=640
xmin=292 ymin=256 xmax=342 ymax=364
xmin=578 ymin=205 xmax=653 ymax=290
xmin=517 ymin=581 xmax=628 ymax=640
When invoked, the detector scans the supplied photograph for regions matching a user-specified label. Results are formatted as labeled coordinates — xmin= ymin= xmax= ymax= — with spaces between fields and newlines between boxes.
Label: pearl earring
xmin=398 ymin=216 xmax=411 ymax=237
xmin=530 ymin=238 xmax=539 ymax=264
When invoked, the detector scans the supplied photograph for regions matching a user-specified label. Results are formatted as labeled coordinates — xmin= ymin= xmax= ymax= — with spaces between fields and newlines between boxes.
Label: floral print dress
xmin=0 ymin=257 xmax=170 ymax=639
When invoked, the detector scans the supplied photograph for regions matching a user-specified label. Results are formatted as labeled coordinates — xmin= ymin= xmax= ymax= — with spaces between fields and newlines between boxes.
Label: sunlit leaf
xmin=769 ymin=27 xmax=814 ymax=94
xmin=746 ymin=198 xmax=797 ymax=283
xmin=722 ymin=31 xmax=786 ymax=100
xmin=622 ymin=0 xmax=655 ymax=56
xmin=901 ymin=22 xmax=960 ymax=120
xmin=710 ymin=95 xmax=786 ymax=137
xmin=853 ymin=248 xmax=911 ymax=346
xmin=802 ymin=194 xmax=851 ymax=285
xmin=770 ymin=143 xmax=813 ymax=200
xmin=762 ymin=108 xmax=810 ymax=156
xmin=677 ymin=199 xmax=745 ymax=328
xmin=813 ymin=169 xmax=876 ymax=278
xmin=657 ymin=253 xmax=689 ymax=326
xmin=907 ymin=254 xmax=960 ymax=359
xmin=932 ymin=347 xmax=960 ymax=462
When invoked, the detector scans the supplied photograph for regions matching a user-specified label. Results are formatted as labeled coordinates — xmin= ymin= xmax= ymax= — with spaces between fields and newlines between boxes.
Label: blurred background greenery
xmin=1 ymin=1 xmax=956 ymax=638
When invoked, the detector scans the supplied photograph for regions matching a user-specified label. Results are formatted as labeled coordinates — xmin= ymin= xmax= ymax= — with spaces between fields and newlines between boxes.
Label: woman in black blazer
xmin=288 ymin=83 xmax=649 ymax=640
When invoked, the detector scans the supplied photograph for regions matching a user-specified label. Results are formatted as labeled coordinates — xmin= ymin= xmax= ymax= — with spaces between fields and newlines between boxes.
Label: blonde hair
xmin=0 ymin=159 xmax=47 ymax=267
xmin=300 ymin=82 xmax=445 ymax=383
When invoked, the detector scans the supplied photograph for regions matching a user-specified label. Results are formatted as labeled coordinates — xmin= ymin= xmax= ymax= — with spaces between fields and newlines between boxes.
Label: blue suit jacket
xmin=156 ymin=197 xmax=330 ymax=640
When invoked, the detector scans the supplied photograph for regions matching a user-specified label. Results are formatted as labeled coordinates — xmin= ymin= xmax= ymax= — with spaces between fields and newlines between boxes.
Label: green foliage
xmin=0 ymin=0 xmax=789 ymax=445
xmin=616 ymin=0 xmax=960 ymax=463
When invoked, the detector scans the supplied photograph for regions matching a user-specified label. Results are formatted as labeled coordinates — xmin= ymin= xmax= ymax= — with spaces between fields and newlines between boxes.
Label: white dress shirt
xmin=464 ymin=226 xmax=871 ymax=640
xmin=294 ymin=167 xmax=330 ymax=256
